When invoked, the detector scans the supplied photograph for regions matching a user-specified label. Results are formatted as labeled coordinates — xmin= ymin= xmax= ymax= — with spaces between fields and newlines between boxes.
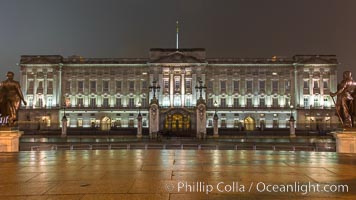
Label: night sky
xmin=0 ymin=0 xmax=355 ymax=81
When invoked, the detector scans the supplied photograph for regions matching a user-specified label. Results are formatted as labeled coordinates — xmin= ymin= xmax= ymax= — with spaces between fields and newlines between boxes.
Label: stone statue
xmin=0 ymin=71 xmax=27 ymax=126
xmin=330 ymin=71 xmax=356 ymax=128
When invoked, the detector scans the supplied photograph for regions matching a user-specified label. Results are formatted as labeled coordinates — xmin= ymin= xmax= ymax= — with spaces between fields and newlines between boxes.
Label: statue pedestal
xmin=0 ymin=128 xmax=23 ymax=152
xmin=333 ymin=129 xmax=356 ymax=153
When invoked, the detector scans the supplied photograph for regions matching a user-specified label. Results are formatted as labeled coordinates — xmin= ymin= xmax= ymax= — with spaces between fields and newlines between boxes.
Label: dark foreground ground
xmin=0 ymin=150 xmax=355 ymax=199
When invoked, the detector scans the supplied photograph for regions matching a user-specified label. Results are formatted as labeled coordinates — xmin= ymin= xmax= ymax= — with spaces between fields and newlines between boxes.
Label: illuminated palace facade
xmin=18 ymin=48 xmax=339 ymax=134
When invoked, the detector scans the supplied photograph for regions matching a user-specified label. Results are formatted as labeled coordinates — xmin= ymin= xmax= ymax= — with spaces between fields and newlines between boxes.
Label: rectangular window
xmin=77 ymin=118 xmax=83 ymax=127
xmin=103 ymin=80 xmax=109 ymax=92
xmin=246 ymin=80 xmax=253 ymax=92
xmin=272 ymin=80 xmax=278 ymax=92
xmin=246 ymin=98 xmax=252 ymax=108
xmin=314 ymin=80 xmax=319 ymax=88
xmin=128 ymin=119 xmax=134 ymax=128
xmin=103 ymin=98 xmax=109 ymax=108
xmin=141 ymin=98 xmax=147 ymax=108
xmin=89 ymin=98 xmax=95 ymax=107
xmin=234 ymin=120 xmax=239 ymax=128
xmin=28 ymin=80 xmax=34 ymax=89
xmin=77 ymin=98 xmax=83 ymax=107
xmin=221 ymin=119 xmax=227 ymax=128
xmin=186 ymin=79 xmax=191 ymax=89
xmin=221 ymin=99 xmax=226 ymax=107
xmin=233 ymin=98 xmax=239 ymax=107
xmin=28 ymin=97 xmax=33 ymax=107
xmin=314 ymin=97 xmax=319 ymax=107
xmin=164 ymin=80 xmax=169 ymax=89
xmin=47 ymin=98 xmax=52 ymax=108
xmin=90 ymin=81 xmax=96 ymax=92
xmin=207 ymin=81 xmax=213 ymax=90
xmin=38 ymin=98 xmax=43 ymax=107
xmin=37 ymin=81 xmax=44 ymax=94
xmin=47 ymin=80 xmax=53 ymax=94
xmin=66 ymin=80 xmax=71 ymax=91
xmin=259 ymin=80 xmax=265 ymax=91
xmin=260 ymin=98 xmax=265 ymax=107
xmin=175 ymin=80 xmax=180 ymax=91
xmin=273 ymin=119 xmax=278 ymax=128
xmin=78 ymin=81 xmax=84 ymax=93
xmin=233 ymin=80 xmax=239 ymax=92
xmin=220 ymin=81 xmax=226 ymax=92
xmin=323 ymin=80 xmax=328 ymax=88
xmin=304 ymin=80 xmax=309 ymax=89
xmin=185 ymin=98 xmax=191 ymax=107
xmin=207 ymin=99 xmax=213 ymax=107
xmin=116 ymin=98 xmax=121 ymax=107
xmin=128 ymin=98 xmax=135 ymax=108
xmin=116 ymin=81 xmax=122 ymax=92
xmin=142 ymin=80 xmax=147 ymax=90
xmin=304 ymin=97 xmax=309 ymax=108
xmin=129 ymin=81 xmax=135 ymax=91
xmin=208 ymin=120 xmax=213 ymax=127
xmin=27 ymin=80 xmax=34 ymax=94
xmin=272 ymin=98 xmax=278 ymax=107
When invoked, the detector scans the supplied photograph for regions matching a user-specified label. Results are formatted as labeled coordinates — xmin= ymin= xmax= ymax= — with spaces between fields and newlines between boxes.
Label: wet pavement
xmin=0 ymin=150 xmax=355 ymax=199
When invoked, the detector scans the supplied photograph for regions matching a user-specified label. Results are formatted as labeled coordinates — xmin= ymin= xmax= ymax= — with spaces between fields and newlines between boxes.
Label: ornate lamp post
xmin=149 ymin=80 xmax=161 ymax=101
xmin=213 ymin=100 xmax=219 ymax=138
xmin=195 ymin=79 xmax=207 ymax=100
xmin=137 ymin=100 xmax=142 ymax=138
xmin=61 ymin=103 xmax=67 ymax=137
xmin=289 ymin=105 xmax=296 ymax=137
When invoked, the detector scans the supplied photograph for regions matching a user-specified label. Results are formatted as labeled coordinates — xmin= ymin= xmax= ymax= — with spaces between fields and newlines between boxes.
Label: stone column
xmin=61 ymin=116 xmax=67 ymax=137
xmin=213 ymin=112 xmax=219 ymax=138
xmin=181 ymin=73 xmax=185 ymax=107
xmin=289 ymin=116 xmax=296 ymax=137
xmin=137 ymin=113 xmax=142 ymax=138
xmin=170 ymin=73 xmax=174 ymax=107
xmin=57 ymin=64 xmax=63 ymax=107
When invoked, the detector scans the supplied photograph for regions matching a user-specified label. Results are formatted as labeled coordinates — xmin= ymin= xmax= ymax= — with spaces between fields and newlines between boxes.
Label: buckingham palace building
xmin=17 ymin=48 xmax=339 ymax=135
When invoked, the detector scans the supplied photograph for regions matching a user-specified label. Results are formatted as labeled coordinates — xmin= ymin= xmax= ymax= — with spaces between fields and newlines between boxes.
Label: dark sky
xmin=0 ymin=0 xmax=355 ymax=81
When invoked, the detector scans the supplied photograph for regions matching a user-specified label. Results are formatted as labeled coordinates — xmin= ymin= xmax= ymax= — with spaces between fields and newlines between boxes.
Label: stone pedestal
xmin=289 ymin=118 xmax=296 ymax=137
xmin=213 ymin=113 xmax=219 ymax=138
xmin=0 ymin=128 xmax=23 ymax=152
xmin=137 ymin=113 xmax=142 ymax=138
xmin=196 ymin=99 xmax=206 ymax=139
xmin=61 ymin=116 xmax=67 ymax=137
xmin=333 ymin=129 xmax=356 ymax=153
xmin=149 ymin=98 xmax=159 ymax=139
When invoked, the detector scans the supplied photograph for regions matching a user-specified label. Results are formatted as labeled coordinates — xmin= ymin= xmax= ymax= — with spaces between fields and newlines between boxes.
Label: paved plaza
xmin=0 ymin=150 xmax=355 ymax=199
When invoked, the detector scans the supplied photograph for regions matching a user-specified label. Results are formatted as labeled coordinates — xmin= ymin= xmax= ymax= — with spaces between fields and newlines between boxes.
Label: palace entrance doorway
xmin=244 ymin=116 xmax=255 ymax=131
xmin=101 ymin=116 xmax=111 ymax=131
xmin=161 ymin=108 xmax=195 ymax=136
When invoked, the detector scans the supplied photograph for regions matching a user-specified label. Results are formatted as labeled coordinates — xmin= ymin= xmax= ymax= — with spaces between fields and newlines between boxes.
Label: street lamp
xmin=195 ymin=79 xmax=207 ymax=99
xmin=214 ymin=100 xmax=218 ymax=114
xmin=290 ymin=105 xmax=294 ymax=121
xmin=149 ymin=80 xmax=161 ymax=99
xmin=61 ymin=102 xmax=68 ymax=137
xmin=137 ymin=100 xmax=142 ymax=116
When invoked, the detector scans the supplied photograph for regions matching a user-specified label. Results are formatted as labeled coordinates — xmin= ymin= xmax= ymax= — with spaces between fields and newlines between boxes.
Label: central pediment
xmin=151 ymin=51 xmax=204 ymax=63
xmin=149 ymin=48 xmax=206 ymax=63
